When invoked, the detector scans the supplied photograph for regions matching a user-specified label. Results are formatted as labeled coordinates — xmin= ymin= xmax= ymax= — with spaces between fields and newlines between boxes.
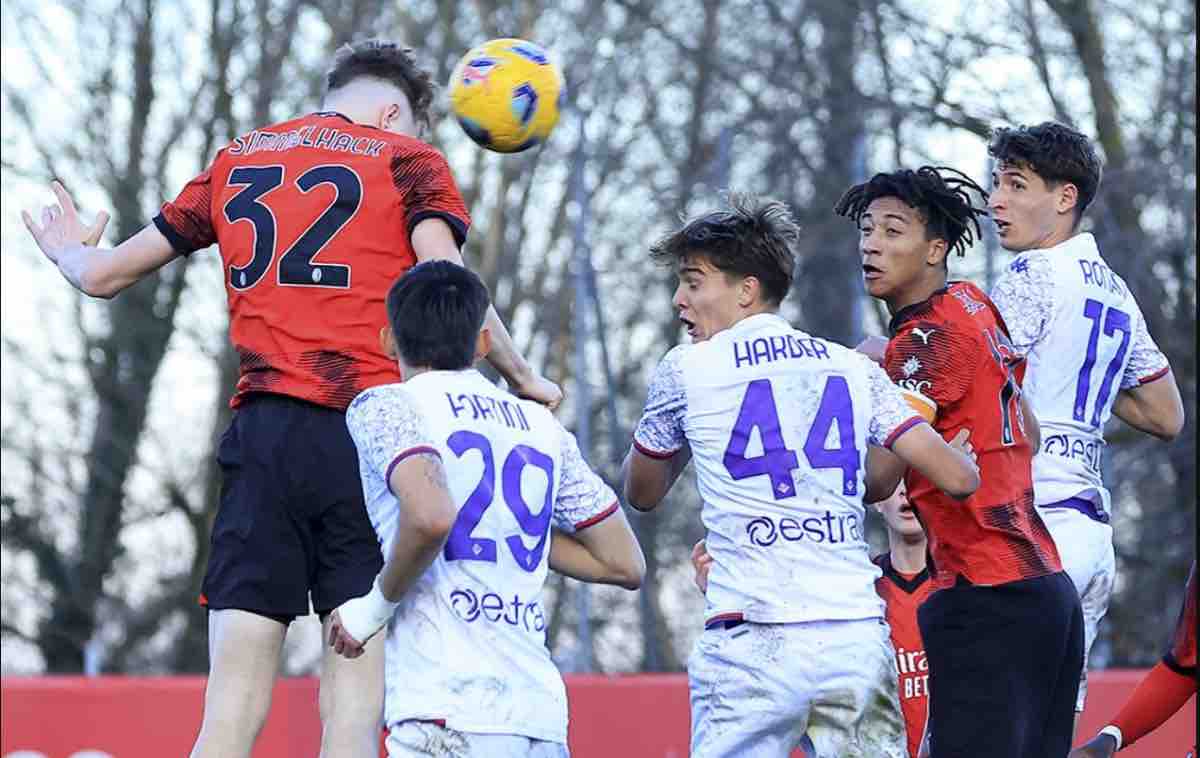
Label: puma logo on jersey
xmin=912 ymin=327 xmax=936 ymax=345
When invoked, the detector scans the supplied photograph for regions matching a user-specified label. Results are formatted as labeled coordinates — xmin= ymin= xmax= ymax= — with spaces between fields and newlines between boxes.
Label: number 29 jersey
xmin=633 ymin=313 xmax=925 ymax=626
xmin=345 ymin=369 xmax=619 ymax=743
xmin=155 ymin=111 xmax=471 ymax=410
xmin=989 ymin=233 xmax=1169 ymax=514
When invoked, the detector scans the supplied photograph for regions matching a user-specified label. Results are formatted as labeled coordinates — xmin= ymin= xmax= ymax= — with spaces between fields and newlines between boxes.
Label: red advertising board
xmin=1 ymin=672 xmax=1193 ymax=757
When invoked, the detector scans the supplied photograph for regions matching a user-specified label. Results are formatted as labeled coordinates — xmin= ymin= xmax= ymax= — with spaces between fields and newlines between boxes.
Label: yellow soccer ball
xmin=448 ymin=38 xmax=564 ymax=153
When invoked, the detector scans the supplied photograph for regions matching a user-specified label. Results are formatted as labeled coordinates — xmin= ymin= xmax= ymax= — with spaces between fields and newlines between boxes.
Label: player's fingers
xmin=21 ymin=210 xmax=43 ymax=240
xmin=42 ymin=206 xmax=55 ymax=227
xmin=52 ymin=181 xmax=78 ymax=217
xmin=85 ymin=210 xmax=110 ymax=246
xmin=690 ymin=539 xmax=706 ymax=561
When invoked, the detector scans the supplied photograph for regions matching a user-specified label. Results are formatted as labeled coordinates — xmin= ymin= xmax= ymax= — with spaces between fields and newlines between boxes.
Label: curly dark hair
xmin=833 ymin=166 xmax=989 ymax=258
xmin=326 ymin=39 xmax=434 ymax=131
xmin=988 ymin=122 xmax=1102 ymax=225
xmin=650 ymin=193 xmax=800 ymax=306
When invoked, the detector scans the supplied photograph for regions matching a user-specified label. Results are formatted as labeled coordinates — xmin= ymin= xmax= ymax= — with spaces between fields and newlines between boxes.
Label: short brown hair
xmin=326 ymin=39 xmax=434 ymax=131
xmin=651 ymin=193 xmax=799 ymax=305
xmin=988 ymin=122 xmax=1103 ymax=226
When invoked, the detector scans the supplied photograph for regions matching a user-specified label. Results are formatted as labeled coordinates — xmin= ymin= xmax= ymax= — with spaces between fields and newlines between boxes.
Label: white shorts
xmin=1039 ymin=505 xmax=1116 ymax=712
xmin=386 ymin=722 xmax=568 ymax=758
xmin=688 ymin=618 xmax=906 ymax=758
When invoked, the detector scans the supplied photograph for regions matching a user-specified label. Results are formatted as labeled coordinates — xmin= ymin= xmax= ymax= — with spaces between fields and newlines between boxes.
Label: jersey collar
xmin=726 ymin=311 xmax=790 ymax=336
xmin=887 ymin=284 xmax=952 ymax=335
xmin=877 ymin=553 xmax=930 ymax=594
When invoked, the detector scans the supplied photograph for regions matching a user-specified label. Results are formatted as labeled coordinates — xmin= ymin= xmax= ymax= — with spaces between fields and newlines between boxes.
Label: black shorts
xmin=201 ymin=393 xmax=383 ymax=625
xmin=918 ymin=571 xmax=1084 ymax=758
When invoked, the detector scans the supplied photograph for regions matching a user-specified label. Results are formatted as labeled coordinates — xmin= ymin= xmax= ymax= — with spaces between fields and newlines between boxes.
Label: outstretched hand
xmin=21 ymin=181 xmax=109 ymax=263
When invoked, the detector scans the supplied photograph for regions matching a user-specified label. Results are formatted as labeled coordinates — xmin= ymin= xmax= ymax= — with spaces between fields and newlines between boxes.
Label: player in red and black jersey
xmin=872 ymin=483 xmax=934 ymax=758
xmin=1070 ymin=562 xmax=1197 ymax=757
xmin=836 ymin=166 xmax=1083 ymax=758
xmin=23 ymin=40 xmax=559 ymax=758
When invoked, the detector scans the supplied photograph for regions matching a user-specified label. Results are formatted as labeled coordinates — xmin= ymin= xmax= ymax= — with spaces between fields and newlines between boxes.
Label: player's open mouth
xmin=993 ymin=219 xmax=1011 ymax=234
xmin=862 ymin=264 xmax=884 ymax=280
xmin=680 ymin=316 xmax=696 ymax=336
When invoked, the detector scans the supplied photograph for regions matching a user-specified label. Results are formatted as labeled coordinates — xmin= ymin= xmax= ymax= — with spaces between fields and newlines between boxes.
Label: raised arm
xmin=622 ymin=443 xmax=692 ymax=511
xmin=22 ymin=182 xmax=178 ymax=299
xmin=411 ymin=217 xmax=562 ymax=409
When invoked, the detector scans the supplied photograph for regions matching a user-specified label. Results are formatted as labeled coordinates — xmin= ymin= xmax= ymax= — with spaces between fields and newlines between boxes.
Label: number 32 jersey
xmin=990 ymin=233 xmax=1169 ymax=514
xmin=346 ymin=370 xmax=618 ymax=743
xmin=155 ymin=111 xmax=471 ymax=410
xmin=633 ymin=313 xmax=925 ymax=626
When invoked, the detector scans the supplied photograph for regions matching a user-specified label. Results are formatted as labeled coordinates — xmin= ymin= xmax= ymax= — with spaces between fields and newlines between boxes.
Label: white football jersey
xmin=633 ymin=313 xmax=924 ymax=626
xmin=346 ymin=369 xmax=618 ymax=744
xmin=991 ymin=233 xmax=1169 ymax=514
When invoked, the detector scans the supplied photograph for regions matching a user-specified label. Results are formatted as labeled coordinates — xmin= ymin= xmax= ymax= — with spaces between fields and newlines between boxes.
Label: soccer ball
xmin=448 ymin=38 xmax=564 ymax=153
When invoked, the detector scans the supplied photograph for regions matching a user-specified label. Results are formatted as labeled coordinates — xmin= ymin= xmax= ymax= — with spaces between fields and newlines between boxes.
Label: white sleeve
xmin=632 ymin=345 xmax=688 ymax=458
xmin=345 ymin=386 xmax=439 ymax=485
xmin=1120 ymin=307 xmax=1170 ymax=389
xmin=866 ymin=361 xmax=926 ymax=448
xmin=990 ymin=253 xmax=1055 ymax=354
xmin=552 ymin=425 xmax=618 ymax=533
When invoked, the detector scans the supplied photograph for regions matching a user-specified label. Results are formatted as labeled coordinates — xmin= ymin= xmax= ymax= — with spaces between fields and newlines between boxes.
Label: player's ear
xmin=738 ymin=275 xmax=759 ymax=308
xmin=1055 ymin=182 xmax=1079 ymax=218
xmin=925 ymin=238 xmax=949 ymax=268
xmin=474 ymin=326 xmax=492 ymax=363
xmin=380 ymin=326 xmax=399 ymax=360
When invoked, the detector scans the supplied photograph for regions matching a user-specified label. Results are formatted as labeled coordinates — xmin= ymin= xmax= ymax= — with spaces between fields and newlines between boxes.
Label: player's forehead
xmin=863 ymin=195 xmax=920 ymax=225
xmin=677 ymin=252 xmax=722 ymax=277
xmin=993 ymin=159 xmax=1039 ymax=182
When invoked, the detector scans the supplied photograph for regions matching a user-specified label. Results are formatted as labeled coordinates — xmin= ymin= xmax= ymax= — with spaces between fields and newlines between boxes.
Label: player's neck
xmin=1024 ymin=224 xmax=1078 ymax=252
xmin=889 ymin=536 xmax=927 ymax=574
xmin=885 ymin=273 xmax=947 ymax=316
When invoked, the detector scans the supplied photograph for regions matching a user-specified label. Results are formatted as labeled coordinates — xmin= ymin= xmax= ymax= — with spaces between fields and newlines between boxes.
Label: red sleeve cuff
xmin=385 ymin=445 xmax=441 ymax=483
xmin=884 ymin=416 xmax=927 ymax=449
xmin=1112 ymin=660 xmax=1198 ymax=746
xmin=574 ymin=501 xmax=619 ymax=531
xmin=633 ymin=439 xmax=679 ymax=460
xmin=1136 ymin=366 xmax=1171 ymax=386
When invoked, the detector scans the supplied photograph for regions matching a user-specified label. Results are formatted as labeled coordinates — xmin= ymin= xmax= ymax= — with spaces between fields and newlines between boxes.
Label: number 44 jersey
xmin=634 ymin=313 xmax=925 ymax=627
xmin=156 ymin=111 xmax=471 ymax=410
xmin=346 ymin=370 xmax=619 ymax=744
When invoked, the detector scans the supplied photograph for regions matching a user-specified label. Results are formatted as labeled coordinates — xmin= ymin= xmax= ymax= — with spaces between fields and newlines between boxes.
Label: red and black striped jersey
xmin=885 ymin=282 xmax=1061 ymax=590
xmin=154 ymin=111 xmax=471 ymax=410
xmin=874 ymin=554 xmax=934 ymax=758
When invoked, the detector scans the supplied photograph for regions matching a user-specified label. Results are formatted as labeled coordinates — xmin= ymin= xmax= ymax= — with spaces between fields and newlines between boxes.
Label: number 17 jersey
xmin=346 ymin=369 xmax=619 ymax=743
xmin=633 ymin=313 xmax=925 ymax=626
xmin=154 ymin=111 xmax=471 ymax=410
